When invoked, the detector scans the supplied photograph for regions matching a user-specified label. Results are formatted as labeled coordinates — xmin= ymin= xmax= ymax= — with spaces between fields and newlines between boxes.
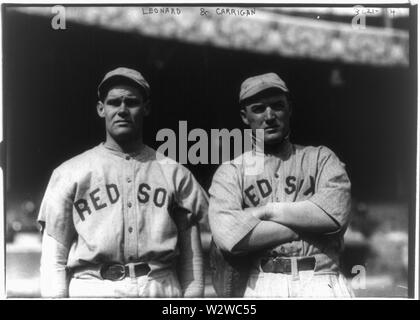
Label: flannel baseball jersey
xmin=209 ymin=140 xmax=351 ymax=274
xmin=38 ymin=143 xmax=208 ymax=270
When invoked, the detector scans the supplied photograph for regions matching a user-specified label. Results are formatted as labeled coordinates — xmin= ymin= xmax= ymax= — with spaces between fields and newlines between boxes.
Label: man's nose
xmin=117 ymin=102 xmax=129 ymax=114
xmin=265 ymin=107 xmax=276 ymax=121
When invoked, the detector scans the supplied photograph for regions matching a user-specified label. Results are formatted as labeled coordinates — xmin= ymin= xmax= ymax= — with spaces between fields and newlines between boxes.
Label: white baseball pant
xmin=244 ymin=270 xmax=354 ymax=298
xmin=68 ymin=269 xmax=182 ymax=298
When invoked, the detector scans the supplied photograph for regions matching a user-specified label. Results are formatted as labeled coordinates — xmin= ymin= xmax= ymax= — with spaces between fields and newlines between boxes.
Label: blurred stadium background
xmin=2 ymin=5 xmax=416 ymax=298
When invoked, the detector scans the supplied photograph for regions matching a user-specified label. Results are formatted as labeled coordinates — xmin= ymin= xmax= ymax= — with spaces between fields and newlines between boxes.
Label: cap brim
xmin=98 ymin=75 xmax=149 ymax=99
xmin=240 ymin=84 xmax=288 ymax=103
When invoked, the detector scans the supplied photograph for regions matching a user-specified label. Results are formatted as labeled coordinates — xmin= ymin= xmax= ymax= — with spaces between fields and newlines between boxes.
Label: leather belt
xmin=72 ymin=263 xmax=151 ymax=281
xmin=260 ymin=256 xmax=316 ymax=274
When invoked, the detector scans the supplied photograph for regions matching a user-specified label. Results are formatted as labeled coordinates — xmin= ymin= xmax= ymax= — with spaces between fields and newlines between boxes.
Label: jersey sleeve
xmin=37 ymin=167 xmax=77 ymax=249
xmin=308 ymin=147 xmax=351 ymax=233
xmin=208 ymin=163 xmax=260 ymax=253
xmin=173 ymin=166 xmax=209 ymax=227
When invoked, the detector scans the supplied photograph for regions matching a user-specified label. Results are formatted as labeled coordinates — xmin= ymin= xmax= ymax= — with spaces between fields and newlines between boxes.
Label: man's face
xmin=97 ymin=84 xmax=150 ymax=142
xmin=240 ymin=92 xmax=291 ymax=145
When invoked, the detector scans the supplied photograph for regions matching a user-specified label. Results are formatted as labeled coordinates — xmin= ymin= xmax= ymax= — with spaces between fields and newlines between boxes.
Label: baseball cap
xmin=239 ymin=73 xmax=288 ymax=103
xmin=97 ymin=67 xmax=150 ymax=100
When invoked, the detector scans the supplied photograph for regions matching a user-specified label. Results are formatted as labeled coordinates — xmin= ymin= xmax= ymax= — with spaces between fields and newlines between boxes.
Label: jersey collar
xmin=98 ymin=142 xmax=153 ymax=161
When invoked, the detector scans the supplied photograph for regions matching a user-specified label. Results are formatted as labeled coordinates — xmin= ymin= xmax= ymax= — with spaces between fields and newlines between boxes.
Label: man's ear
xmin=240 ymin=108 xmax=249 ymax=126
xmin=97 ymin=101 xmax=105 ymax=118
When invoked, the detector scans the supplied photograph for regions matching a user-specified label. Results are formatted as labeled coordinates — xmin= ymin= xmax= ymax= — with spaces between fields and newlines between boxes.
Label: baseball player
xmin=38 ymin=67 xmax=208 ymax=298
xmin=208 ymin=73 xmax=354 ymax=298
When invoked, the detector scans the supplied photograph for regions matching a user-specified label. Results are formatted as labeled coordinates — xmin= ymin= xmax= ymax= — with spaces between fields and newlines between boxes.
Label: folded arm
xmin=233 ymin=220 xmax=299 ymax=253
xmin=250 ymin=148 xmax=351 ymax=234
xmin=209 ymin=163 xmax=299 ymax=255
xmin=249 ymin=201 xmax=339 ymax=233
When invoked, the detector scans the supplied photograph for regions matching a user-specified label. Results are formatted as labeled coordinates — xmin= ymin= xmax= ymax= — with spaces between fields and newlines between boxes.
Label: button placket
xmin=276 ymin=159 xmax=285 ymax=202
xmin=272 ymin=160 xmax=281 ymax=202
xmin=124 ymin=156 xmax=138 ymax=262
xmin=135 ymin=162 xmax=146 ymax=258
xmin=122 ymin=158 xmax=130 ymax=262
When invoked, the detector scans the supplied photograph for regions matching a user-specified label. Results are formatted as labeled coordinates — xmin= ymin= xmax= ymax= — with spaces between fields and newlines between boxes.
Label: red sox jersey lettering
xmin=209 ymin=141 xmax=351 ymax=273
xmin=73 ymin=183 xmax=171 ymax=221
xmin=38 ymin=143 xmax=208 ymax=270
xmin=243 ymin=176 xmax=315 ymax=207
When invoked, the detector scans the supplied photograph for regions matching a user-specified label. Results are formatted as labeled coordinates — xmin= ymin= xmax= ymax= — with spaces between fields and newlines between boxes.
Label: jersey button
xmin=128 ymin=227 xmax=133 ymax=233
xmin=274 ymin=173 xmax=279 ymax=178
xmin=127 ymin=202 xmax=132 ymax=208
xmin=127 ymin=177 xmax=132 ymax=183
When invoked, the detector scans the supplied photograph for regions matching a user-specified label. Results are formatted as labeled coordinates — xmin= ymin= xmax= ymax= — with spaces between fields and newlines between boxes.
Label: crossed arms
xmin=234 ymin=201 xmax=340 ymax=253
xmin=209 ymin=149 xmax=351 ymax=254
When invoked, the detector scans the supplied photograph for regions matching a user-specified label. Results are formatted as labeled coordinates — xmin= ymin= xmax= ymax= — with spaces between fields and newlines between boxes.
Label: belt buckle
xmin=100 ymin=264 xmax=126 ymax=281
xmin=273 ymin=256 xmax=291 ymax=274
xmin=260 ymin=256 xmax=287 ymax=273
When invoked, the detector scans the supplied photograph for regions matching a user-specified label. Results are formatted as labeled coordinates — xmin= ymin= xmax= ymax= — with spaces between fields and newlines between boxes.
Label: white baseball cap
xmin=239 ymin=73 xmax=288 ymax=103
xmin=98 ymin=67 xmax=150 ymax=99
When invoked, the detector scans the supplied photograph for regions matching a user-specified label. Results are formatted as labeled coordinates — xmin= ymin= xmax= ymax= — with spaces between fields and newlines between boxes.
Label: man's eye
xmin=271 ymin=102 xmax=286 ymax=110
xmin=251 ymin=105 xmax=266 ymax=113
xmin=125 ymin=99 xmax=140 ymax=106
xmin=107 ymin=99 xmax=121 ymax=106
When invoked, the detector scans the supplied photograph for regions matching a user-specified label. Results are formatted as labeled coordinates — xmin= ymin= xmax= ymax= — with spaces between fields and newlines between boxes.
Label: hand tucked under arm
xmin=40 ymin=232 xmax=69 ymax=298
xmin=233 ymin=220 xmax=299 ymax=254
xmin=176 ymin=219 xmax=204 ymax=298
xmin=251 ymin=201 xmax=340 ymax=233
